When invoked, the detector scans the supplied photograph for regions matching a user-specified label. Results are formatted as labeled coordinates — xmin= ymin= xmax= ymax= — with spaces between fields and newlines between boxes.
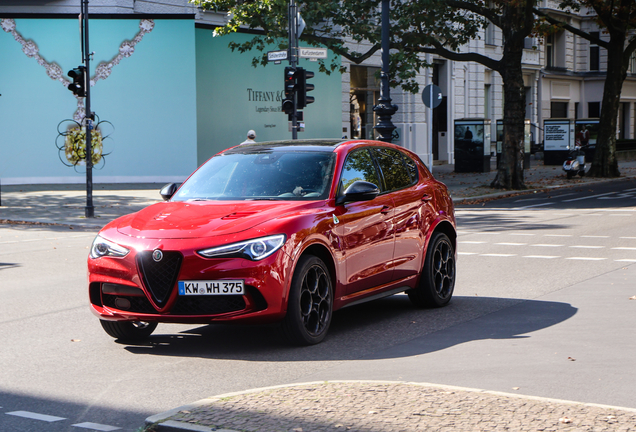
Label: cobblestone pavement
xmin=147 ymin=381 xmax=636 ymax=432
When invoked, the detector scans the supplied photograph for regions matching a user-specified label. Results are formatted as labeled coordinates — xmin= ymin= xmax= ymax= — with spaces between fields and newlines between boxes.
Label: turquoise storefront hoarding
xmin=195 ymin=29 xmax=342 ymax=165
xmin=0 ymin=17 xmax=198 ymax=184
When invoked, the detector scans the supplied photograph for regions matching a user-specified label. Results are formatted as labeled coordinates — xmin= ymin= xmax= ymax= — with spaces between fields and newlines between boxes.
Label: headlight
xmin=197 ymin=234 xmax=286 ymax=261
xmin=90 ymin=235 xmax=130 ymax=259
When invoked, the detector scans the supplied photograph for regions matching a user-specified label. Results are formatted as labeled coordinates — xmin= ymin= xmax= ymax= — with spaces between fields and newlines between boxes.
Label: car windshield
xmin=173 ymin=150 xmax=336 ymax=201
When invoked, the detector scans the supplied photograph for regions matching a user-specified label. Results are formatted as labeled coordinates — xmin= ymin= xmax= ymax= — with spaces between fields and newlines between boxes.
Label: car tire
xmin=408 ymin=232 xmax=455 ymax=308
xmin=99 ymin=320 xmax=158 ymax=342
xmin=282 ymin=255 xmax=333 ymax=345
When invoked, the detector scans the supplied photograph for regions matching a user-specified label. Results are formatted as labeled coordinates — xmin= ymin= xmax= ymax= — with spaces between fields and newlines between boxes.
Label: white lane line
xmin=544 ymin=234 xmax=572 ymax=237
xmin=495 ymin=243 xmax=527 ymax=246
xmin=569 ymin=245 xmax=605 ymax=249
xmin=594 ymin=208 xmax=636 ymax=212
xmin=512 ymin=202 xmax=553 ymax=210
xmin=474 ymin=232 xmax=501 ymax=235
xmin=563 ymin=192 xmax=617 ymax=202
xmin=510 ymin=233 xmax=535 ymax=236
xmin=459 ymin=241 xmax=487 ymax=244
xmin=620 ymin=237 xmax=636 ymax=239
xmin=73 ymin=422 xmax=121 ymax=431
xmin=0 ymin=241 xmax=19 ymax=244
xmin=616 ymin=259 xmax=636 ymax=262
xmin=481 ymin=254 xmax=517 ymax=257
xmin=612 ymin=247 xmax=636 ymax=251
xmin=566 ymin=257 xmax=607 ymax=261
xmin=581 ymin=235 xmax=609 ymax=238
xmin=531 ymin=244 xmax=564 ymax=247
xmin=552 ymin=192 xmax=577 ymax=198
xmin=458 ymin=252 xmax=478 ymax=255
xmin=6 ymin=411 xmax=66 ymax=422
xmin=524 ymin=255 xmax=560 ymax=259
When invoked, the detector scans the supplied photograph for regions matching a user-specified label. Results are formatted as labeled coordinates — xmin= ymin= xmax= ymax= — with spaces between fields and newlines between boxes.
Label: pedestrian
xmin=241 ymin=130 xmax=256 ymax=145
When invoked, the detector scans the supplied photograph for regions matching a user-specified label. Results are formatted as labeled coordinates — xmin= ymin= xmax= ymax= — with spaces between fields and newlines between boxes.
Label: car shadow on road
xmin=122 ymin=295 xmax=577 ymax=362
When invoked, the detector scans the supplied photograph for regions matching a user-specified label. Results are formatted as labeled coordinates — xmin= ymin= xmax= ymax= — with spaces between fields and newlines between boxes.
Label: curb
xmin=145 ymin=380 xmax=636 ymax=431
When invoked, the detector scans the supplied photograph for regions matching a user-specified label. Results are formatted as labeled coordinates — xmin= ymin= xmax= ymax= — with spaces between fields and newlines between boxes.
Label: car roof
xmin=224 ymin=139 xmax=346 ymax=154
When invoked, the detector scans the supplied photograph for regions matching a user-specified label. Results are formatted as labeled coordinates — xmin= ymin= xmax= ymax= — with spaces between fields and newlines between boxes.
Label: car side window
xmin=371 ymin=147 xmax=414 ymax=192
xmin=338 ymin=149 xmax=382 ymax=195
xmin=401 ymin=153 xmax=419 ymax=183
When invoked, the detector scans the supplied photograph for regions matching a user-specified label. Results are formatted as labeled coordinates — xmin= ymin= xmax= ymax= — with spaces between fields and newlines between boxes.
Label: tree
xmin=535 ymin=0 xmax=636 ymax=178
xmin=193 ymin=0 xmax=539 ymax=189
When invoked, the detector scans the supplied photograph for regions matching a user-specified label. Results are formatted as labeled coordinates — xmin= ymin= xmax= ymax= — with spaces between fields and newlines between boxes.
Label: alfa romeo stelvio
xmin=88 ymin=139 xmax=457 ymax=345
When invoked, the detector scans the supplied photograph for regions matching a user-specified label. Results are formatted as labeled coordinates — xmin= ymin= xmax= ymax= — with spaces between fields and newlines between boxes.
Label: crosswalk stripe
xmin=72 ymin=422 xmax=121 ymax=431
xmin=6 ymin=411 xmax=66 ymax=422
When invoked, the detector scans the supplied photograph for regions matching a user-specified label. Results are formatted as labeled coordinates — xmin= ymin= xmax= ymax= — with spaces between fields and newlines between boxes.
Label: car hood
xmin=116 ymin=200 xmax=318 ymax=239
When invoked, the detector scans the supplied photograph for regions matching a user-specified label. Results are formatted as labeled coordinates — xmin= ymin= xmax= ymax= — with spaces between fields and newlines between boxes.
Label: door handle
xmin=421 ymin=194 xmax=433 ymax=202
xmin=380 ymin=205 xmax=391 ymax=215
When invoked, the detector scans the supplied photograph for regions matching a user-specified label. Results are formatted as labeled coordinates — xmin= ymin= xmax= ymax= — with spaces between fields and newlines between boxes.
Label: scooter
xmin=563 ymin=144 xmax=587 ymax=179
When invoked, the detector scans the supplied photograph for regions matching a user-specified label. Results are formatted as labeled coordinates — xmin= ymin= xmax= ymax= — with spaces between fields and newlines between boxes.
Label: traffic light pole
xmin=288 ymin=0 xmax=298 ymax=139
xmin=82 ymin=0 xmax=94 ymax=218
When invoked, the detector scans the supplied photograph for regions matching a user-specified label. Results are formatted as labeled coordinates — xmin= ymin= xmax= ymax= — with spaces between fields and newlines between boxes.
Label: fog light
xmin=114 ymin=297 xmax=131 ymax=310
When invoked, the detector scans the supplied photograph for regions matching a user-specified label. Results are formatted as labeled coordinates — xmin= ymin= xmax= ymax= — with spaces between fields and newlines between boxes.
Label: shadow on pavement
xmin=122 ymin=295 xmax=577 ymax=363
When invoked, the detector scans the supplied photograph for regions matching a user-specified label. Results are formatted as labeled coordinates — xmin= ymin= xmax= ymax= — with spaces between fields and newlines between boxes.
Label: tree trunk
xmin=491 ymin=52 xmax=527 ymax=189
xmin=588 ymin=37 xmax=628 ymax=178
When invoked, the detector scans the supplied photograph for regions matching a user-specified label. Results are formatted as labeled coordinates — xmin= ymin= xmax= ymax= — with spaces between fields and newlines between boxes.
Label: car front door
xmin=333 ymin=148 xmax=395 ymax=296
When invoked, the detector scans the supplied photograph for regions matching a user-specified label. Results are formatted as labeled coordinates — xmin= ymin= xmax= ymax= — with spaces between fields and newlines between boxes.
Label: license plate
xmin=178 ymin=280 xmax=244 ymax=295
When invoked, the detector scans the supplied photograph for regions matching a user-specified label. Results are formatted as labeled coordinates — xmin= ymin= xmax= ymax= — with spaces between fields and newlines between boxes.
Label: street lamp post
xmin=373 ymin=0 xmax=398 ymax=143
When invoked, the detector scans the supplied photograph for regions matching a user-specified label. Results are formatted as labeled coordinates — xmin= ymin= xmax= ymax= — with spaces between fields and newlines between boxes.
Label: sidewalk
xmin=2 ymin=158 xmax=636 ymax=230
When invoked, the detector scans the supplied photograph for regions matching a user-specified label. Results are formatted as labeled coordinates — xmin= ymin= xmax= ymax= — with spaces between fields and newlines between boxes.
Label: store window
xmin=349 ymin=66 xmax=380 ymax=140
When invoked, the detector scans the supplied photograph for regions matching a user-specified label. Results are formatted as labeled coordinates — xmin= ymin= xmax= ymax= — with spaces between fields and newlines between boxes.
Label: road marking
xmin=544 ymin=234 xmax=572 ymax=237
xmin=458 ymin=252 xmax=478 ymax=255
xmin=566 ymin=257 xmax=606 ymax=261
xmin=513 ymin=202 xmax=553 ymax=210
xmin=616 ymin=259 xmax=636 ymax=262
xmin=481 ymin=254 xmax=516 ymax=257
xmin=459 ymin=241 xmax=487 ymax=244
xmin=581 ymin=235 xmax=609 ymax=238
xmin=531 ymin=244 xmax=564 ymax=247
xmin=569 ymin=245 xmax=605 ymax=249
xmin=495 ymin=243 xmax=527 ymax=246
xmin=72 ymin=422 xmax=121 ymax=431
xmin=474 ymin=232 xmax=501 ymax=235
xmin=620 ymin=237 xmax=636 ymax=239
xmin=510 ymin=233 xmax=535 ymax=236
xmin=562 ymin=192 xmax=617 ymax=202
xmin=524 ymin=255 xmax=560 ymax=259
xmin=612 ymin=247 xmax=636 ymax=251
xmin=6 ymin=411 xmax=66 ymax=422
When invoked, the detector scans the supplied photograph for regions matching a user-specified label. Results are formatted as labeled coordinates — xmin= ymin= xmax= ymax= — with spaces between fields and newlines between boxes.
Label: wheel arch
xmin=296 ymin=242 xmax=338 ymax=299
xmin=430 ymin=219 xmax=457 ymax=253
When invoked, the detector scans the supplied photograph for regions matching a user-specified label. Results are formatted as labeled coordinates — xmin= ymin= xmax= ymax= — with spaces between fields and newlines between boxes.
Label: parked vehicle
xmin=563 ymin=144 xmax=588 ymax=179
xmin=88 ymin=139 xmax=457 ymax=345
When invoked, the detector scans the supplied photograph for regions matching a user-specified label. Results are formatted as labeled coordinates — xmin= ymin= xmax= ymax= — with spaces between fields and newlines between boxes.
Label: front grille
xmin=170 ymin=295 xmax=246 ymax=315
xmin=137 ymin=250 xmax=183 ymax=305
xmin=102 ymin=294 xmax=156 ymax=313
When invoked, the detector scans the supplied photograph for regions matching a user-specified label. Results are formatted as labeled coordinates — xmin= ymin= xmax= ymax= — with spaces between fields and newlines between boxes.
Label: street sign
xmin=267 ymin=50 xmax=288 ymax=62
xmin=422 ymin=84 xmax=443 ymax=108
xmin=299 ymin=48 xmax=327 ymax=59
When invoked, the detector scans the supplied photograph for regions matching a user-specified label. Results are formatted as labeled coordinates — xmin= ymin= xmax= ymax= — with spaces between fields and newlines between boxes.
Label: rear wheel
xmin=99 ymin=320 xmax=157 ymax=342
xmin=282 ymin=255 xmax=333 ymax=345
xmin=408 ymin=232 xmax=455 ymax=308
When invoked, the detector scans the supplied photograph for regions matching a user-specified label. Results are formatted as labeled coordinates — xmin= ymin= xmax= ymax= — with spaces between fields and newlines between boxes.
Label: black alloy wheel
xmin=408 ymin=232 xmax=456 ymax=308
xmin=282 ymin=255 xmax=333 ymax=345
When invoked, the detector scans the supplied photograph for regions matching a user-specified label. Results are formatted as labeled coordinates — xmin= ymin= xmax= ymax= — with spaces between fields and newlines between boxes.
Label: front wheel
xmin=100 ymin=320 xmax=157 ymax=342
xmin=408 ymin=232 xmax=455 ymax=308
xmin=282 ymin=255 xmax=333 ymax=345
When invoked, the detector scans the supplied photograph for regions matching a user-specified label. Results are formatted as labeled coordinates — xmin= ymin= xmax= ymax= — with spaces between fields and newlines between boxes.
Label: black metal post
xmin=373 ymin=0 xmax=398 ymax=143
xmin=288 ymin=0 xmax=298 ymax=139
xmin=83 ymin=0 xmax=94 ymax=217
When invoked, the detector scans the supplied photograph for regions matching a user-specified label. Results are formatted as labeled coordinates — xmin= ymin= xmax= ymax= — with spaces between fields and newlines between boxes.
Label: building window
xmin=484 ymin=84 xmax=491 ymax=119
xmin=485 ymin=22 xmax=495 ymax=45
xmin=524 ymin=37 xmax=535 ymax=49
xmin=590 ymin=31 xmax=600 ymax=71
xmin=630 ymin=52 xmax=636 ymax=74
xmin=551 ymin=102 xmax=568 ymax=118
xmin=546 ymin=34 xmax=554 ymax=68
xmin=588 ymin=102 xmax=601 ymax=118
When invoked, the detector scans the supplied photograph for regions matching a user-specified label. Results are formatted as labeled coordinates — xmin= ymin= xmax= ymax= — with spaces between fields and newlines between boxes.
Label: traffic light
xmin=297 ymin=67 xmax=315 ymax=109
xmin=67 ymin=66 xmax=86 ymax=97
xmin=282 ymin=66 xmax=297 ymax=115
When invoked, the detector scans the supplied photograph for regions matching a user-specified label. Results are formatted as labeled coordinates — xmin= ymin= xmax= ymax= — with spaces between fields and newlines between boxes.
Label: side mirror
xmin=336 ymin=181 xmax=379 ymax=205
xmin=160 ymin=183 xmax=178 ymax=201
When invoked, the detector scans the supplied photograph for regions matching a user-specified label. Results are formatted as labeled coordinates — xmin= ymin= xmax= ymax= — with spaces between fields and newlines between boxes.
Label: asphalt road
xmin=1 ymin=180 xmax=635 ymax=431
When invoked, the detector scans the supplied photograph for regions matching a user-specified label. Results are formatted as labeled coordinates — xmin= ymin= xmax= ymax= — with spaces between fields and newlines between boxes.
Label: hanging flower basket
xmin=64 ymin=127 xmax=103 ymax=166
